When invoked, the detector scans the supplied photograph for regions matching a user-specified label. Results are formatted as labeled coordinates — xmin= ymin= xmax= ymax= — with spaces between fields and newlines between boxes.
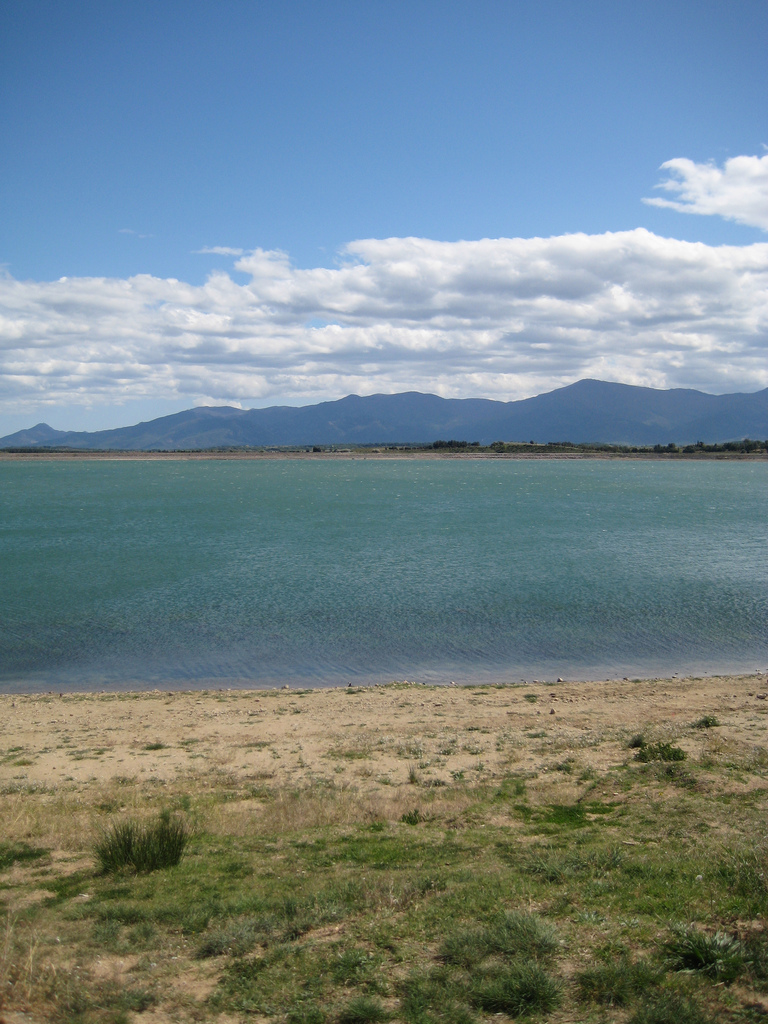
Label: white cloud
xmin=644 ymin=154 xmax=768 ymax=230
xmin=119 ymin=228 xmax=153 ymax=239
xmin=1 ymin=228 xmax=767 ymax=417
xmin=193 ymin=246 xmax=245 ymax=256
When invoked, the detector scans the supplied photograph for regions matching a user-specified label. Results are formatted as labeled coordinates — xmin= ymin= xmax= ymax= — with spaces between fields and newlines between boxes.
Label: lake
xmin=1 ymin=458 xmax=766 ymax=692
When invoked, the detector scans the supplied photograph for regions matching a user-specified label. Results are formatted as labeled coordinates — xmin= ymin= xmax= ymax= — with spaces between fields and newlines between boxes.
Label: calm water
xmin=1 ymin=458 xmax=766 ymax=692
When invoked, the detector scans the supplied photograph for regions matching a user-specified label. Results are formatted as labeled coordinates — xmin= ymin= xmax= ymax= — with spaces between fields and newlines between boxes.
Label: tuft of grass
xmin=195 ymin=916 xmax=275 ymax=958
xmin=439 ymin=912 xmax=556 ymax=969
xmin=337 ymin=995 xmax=390 ymax=1024
xmin=628 ymin=991 xmax=711 ymax=1024
xmin=143 ymin=741 xmax=166 ymax=750
xmin=576 ymin=957 xmax=661 ymax=1006
xmin=288 ymin=1003 xmax=327 ymax=1024
xmin=439 ymin=929 xmax=489 ymax=969
xmin=485 ymin=911 xmax=559 ymax=961
xmin=635 ymin=742 xmax=686 ymax=763
xmin=332 ymin=948 xmax=375 ymax=986
xmin=470 ymin=961 xmax=561 ymax=1016
xmin=399 ymin=969 xmax=476 ymax=1024
xmin=401 ymin=809 xmax=422 ymax=825
xmin=94 ymin=812 xmax=190 ymax=873
xmin=663 ymin=926 xmax=746 ymax=982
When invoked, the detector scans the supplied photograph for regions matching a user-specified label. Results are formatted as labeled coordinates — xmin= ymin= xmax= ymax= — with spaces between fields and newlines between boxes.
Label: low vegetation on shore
xmin=2 ymin=438 xmax=767 ymax=457
xmin=1 ymin=676 xmax=767 ymax=1023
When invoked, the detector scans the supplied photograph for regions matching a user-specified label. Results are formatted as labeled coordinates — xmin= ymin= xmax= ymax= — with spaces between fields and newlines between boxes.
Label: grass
xmin=3 ymin=681 xmax=768 ymax=1023
xmin=337 ymin=995 xmax=390 ymax=1024
xmin=576 ymin=957 xmax=661 ymax=1005
xmin=0 ymin=840 xmax=48 ymax=870
xmin=470 ymin=962 xmax=561 ymax=1016
xmin=628 ymin=992 xmax=712 ymax=1024
xmin=94 ymin=811 xmax=190 ymax=873
xmin=664 ymin=926 xmax=746 ymax=982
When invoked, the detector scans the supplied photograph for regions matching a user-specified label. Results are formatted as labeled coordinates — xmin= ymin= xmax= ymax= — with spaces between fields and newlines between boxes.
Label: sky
xmin=1 ymin=0 xmax=767 ymax=434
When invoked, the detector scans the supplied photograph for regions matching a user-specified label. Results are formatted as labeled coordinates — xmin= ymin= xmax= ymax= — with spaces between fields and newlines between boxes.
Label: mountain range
xmin=3 ymin=379 xmax=768 ymax=449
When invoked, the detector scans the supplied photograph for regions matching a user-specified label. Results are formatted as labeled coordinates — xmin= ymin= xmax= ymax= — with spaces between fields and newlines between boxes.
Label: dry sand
xmin=3 ymin=674 xmax=767 ymax=799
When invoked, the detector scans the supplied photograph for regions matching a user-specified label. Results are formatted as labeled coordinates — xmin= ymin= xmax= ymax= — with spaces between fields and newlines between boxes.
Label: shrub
xmin=628 ymin=734 xmax=646 ymax=749
xmin=401 ymin=809 xmax=422 ymax=825
xmin=470 ymin=962 xmax=560 ymax=1016
xmin=693 ymin=715 xmax=719 ymax=729
xmin=635 ymin=742 xmax=686 ymax=763
xmin=663 ymin=926 xmax=745 ymax=982
xmin=94 ymin=813 xmax=190 ymax=873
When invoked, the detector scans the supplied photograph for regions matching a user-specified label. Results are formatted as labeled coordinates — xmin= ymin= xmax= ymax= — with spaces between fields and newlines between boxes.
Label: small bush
xmin=576 ymin=958 xmax=660 ymax=1006
xmin=635 ymin=742 xmax=686 ymax=763
xmin=470 ymin=962 xmax=561 ymax=1016
xmin=94 ymin=813 xmax=190 ymax=873
xmin=628 ymin=734 xmax=647 ymax=749
xmin=337 ymin=995 xmax=390 ymax=1024
xmin=693 ymin=715 xmax=720 ymax=729
xmin=664 ymin=926 xmax=745 ymax=982
xmin=628 ymin=991 xmax=711 ymax=1024
xmin=401 ymin=809 xmax=422 ymax=825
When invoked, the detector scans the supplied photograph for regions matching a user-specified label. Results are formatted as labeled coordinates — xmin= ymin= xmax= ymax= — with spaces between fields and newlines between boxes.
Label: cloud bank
xmin=1 ymin=227 xmax=767 ymax=415
xmin=644 ymin=154 xmax=768 ymax=231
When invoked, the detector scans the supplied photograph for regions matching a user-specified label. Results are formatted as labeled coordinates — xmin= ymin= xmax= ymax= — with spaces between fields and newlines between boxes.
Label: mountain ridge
xmin=3 ymin=379 xmax=768 ymax=449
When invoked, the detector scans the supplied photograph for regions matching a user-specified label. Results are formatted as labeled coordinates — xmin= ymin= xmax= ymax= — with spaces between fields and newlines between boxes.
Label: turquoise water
xmin=1 ymin=458 xmax=766 ymax=692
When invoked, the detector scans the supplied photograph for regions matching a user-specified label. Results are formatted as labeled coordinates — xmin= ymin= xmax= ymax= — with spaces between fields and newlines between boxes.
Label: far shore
xmin=2 ymin=448 xmax=765 ymax=461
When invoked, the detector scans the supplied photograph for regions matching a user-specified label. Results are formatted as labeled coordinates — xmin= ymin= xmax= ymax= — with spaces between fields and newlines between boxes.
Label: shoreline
xmin=4 ymin=660 xmax=768 ymax=698
xmin=3 ymin=671 xmax=767 ymax=793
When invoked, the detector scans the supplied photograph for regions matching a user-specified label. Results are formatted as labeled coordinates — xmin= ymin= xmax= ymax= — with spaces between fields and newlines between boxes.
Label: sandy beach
xmin=2 ymin=674 xmax=768 ymax=802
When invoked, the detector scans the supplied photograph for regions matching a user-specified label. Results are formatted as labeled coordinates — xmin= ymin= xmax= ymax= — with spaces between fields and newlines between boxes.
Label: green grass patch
xmin=0 ymin=840 xmax=48 ymax=870
xmin=636 ymin=742 xmax=687 ymax=763
xmin=576 ymin=957 xmax=661 ymax=1006
xmin=470 ymin=961 xmax=561 ymax=1016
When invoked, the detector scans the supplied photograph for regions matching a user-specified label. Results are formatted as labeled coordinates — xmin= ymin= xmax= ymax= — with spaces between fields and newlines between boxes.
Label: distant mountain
xmin=3 ymin=380 xmax=768 ymax=449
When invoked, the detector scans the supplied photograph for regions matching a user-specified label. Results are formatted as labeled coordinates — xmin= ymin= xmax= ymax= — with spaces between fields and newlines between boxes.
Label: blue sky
xmin=1 ymin=0 xmax=767 ymax=433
